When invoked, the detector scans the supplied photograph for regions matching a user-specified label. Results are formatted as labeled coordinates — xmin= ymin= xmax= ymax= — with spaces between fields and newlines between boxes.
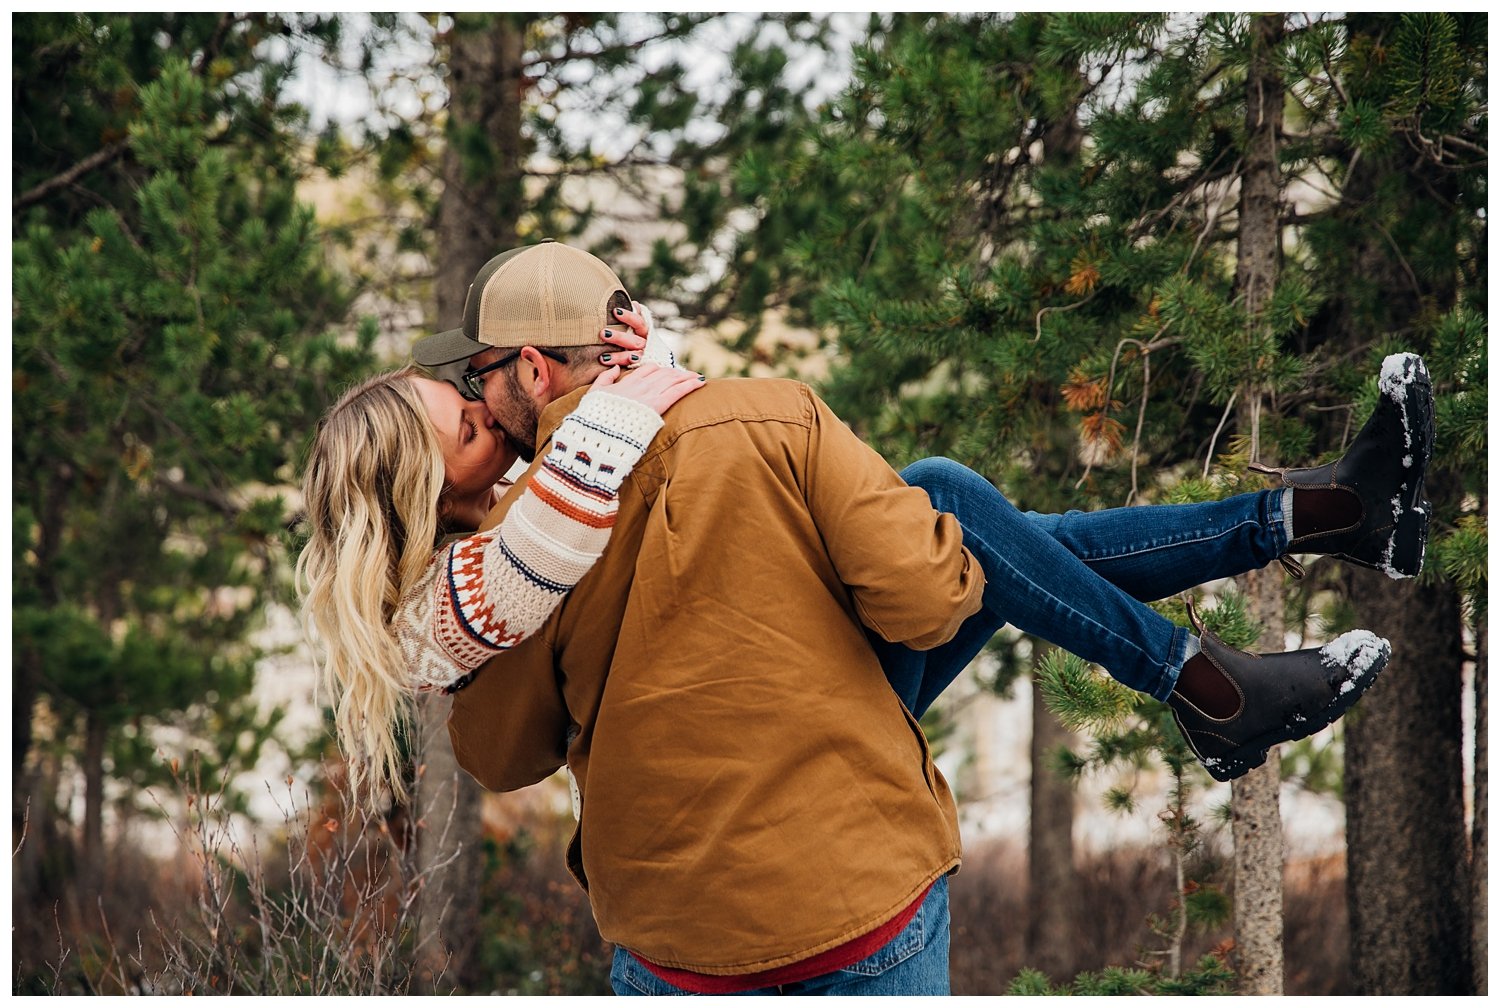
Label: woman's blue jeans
xmin=874 ymin=458 xmax=1291 ymax=716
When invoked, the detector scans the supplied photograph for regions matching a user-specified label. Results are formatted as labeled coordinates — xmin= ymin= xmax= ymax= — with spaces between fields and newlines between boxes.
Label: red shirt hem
xmin=631 ymin=883 xmax=933 ymax=995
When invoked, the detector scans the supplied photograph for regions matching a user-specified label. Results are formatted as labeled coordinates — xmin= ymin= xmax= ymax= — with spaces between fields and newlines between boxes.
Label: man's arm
xmin=447 ymin=630 xmax=571 ymax=792
xmin=801 ymin=389 xmax=985 ymax=649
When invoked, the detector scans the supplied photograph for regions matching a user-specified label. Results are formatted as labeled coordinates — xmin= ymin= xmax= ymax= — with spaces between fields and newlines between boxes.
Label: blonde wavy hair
xmin=295 ymin=366 xmax=450 ymax=808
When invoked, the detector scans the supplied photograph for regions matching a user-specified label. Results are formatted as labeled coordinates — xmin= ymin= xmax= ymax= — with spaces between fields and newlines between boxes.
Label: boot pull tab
xmin=1277 ymin=554 xmax=1307 ymax=580
xmin=1247 ymin=460 xmax=1288 ymax=481
xmin=1183 ymin=594 xmax=1206 ymax=634
xmin=1246 ymin=460 xmax=1304 ymax=578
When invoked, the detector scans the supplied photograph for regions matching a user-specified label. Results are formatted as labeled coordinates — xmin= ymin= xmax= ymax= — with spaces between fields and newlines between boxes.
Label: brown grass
xmin=13 ymin=792 xmax=1351 ymax=995
xmin=949 ymin=837 xmax=1350 ymax=995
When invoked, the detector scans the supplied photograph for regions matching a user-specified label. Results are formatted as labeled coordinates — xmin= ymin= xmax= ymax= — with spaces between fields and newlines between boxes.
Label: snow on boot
xmin=1168 ymin=617 xmax=1391 ymax=783
xmin=1252 ymin=351 xmax=1434 ymax=580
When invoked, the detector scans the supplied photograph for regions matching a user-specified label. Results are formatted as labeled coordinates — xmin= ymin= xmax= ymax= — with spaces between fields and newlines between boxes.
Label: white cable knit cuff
xmin=545 ymin=391 xmax=665 ymax=493
xmin=635 ymin=303 xmax=677 ymax=368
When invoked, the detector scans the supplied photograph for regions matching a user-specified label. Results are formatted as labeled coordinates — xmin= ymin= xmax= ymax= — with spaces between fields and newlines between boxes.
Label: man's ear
xmin=515 ymin=346 xmax=557 ymax=403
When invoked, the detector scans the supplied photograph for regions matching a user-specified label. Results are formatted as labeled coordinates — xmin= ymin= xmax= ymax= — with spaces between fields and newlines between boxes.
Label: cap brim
xmin=413 ymin=327 xmax=488 ymax=366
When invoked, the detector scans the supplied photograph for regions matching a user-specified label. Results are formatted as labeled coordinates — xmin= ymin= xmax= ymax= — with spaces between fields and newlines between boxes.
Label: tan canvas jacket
xmin=449 ymin=377 xmax=985 ymax=974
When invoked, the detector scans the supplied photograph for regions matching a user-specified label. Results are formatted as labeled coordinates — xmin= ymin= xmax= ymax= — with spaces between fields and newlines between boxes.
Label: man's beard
xmin=489 ymin=366 xmax=542 ymax=462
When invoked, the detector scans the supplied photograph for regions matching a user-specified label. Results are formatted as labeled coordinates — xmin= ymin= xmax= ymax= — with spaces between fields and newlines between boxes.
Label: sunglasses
xmin=459 ymin=347 xmax=571 ymax=401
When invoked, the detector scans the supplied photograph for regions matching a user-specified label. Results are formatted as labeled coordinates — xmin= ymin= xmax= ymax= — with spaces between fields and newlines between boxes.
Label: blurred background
xmin=11 ymin=12 xmax=1487 ymax=995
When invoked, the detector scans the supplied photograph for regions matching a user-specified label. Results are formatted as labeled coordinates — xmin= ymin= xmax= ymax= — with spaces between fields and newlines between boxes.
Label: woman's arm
xmin=394 ymin=365 xmax=701 ymax=692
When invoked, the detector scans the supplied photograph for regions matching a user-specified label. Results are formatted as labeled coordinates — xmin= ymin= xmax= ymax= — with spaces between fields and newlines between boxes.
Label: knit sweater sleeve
xmin=395 ymin=390 xmax=663 ymax=693
xmin=635 ymin=302 xmax=677 ymax=368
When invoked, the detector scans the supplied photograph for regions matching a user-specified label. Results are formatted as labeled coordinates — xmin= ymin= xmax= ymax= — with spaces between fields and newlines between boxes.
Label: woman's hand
xmin=598 ymin=301 xmax=652 ymax=362
xmin=590 ymin=361 xmax=704 ymax=416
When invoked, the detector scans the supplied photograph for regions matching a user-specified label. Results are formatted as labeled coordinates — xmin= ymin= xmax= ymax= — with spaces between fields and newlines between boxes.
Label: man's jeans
xmin=874 ymin=457 xmax=1291 ymax=716
xmin=609 ymin=875 xmax=951 ymax=996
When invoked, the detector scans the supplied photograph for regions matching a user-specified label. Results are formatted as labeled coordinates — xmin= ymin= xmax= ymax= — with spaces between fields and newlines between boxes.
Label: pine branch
xmin=520 ymin=20 xmax=713 ymax=73
xmin=14 ymin=140 xmax=131 ymax=215
xmin=167 ymin=476 xmax=241 ymax=517
xmin=14 ymin=13 xmax=244 ymax=219
xmin=523 ymin=155 xmax=678 ymax=178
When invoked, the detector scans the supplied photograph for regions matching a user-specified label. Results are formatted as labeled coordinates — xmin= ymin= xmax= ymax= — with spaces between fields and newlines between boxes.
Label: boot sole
xmin=1193 ymin=640 xmax=1391 ymax=783
xmin=1285 ymin=354 xmax=1435 ymax=579
xmin=1380 ymin=353 xmax=1434 ymax=578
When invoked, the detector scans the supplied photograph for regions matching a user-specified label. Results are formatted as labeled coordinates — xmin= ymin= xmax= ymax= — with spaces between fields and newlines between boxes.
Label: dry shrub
xmin=469 ymin=790 xmax=614 ymax=995
xmin=949 ymin=837 xmax=1351 ymax=994
xmin=13 ymin=775 xmax=1350 ymax=996
xmin=13 ymin=763 xmax=435 ymax=995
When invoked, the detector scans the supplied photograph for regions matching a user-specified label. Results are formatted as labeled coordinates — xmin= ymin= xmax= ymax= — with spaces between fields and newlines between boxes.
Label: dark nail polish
xmin=614 ymin=307 xmax=625 ymax=317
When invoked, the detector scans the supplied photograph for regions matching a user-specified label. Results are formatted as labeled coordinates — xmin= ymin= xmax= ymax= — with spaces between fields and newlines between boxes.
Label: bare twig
xmin=1033 ymin=292 xmax=1097 ymax=343
xmin=1372 ymin=219 xmax=1425 ymax=296
xmin=1129 ymin=347 xmax=1151 ymax=505
xmin=13 ymin=797 xmax=29 ymax=858
xmin=95 ymin=897 xmax=133 ymax=993
xmin=1074 ymin=328 xmax=1174 ymax=496
xmin=1203 ymin=389 xmax=1239 ymax=479
xmin=14 ymin=141 xmax=131 ymax=214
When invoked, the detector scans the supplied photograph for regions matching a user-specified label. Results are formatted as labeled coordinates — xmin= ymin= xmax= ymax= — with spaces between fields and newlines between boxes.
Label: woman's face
xmin=413 ymin=377 xmax=518 ymax=500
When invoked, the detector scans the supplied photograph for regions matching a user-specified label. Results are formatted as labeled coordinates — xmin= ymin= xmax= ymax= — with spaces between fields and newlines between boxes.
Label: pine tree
xmin=13 ymin=15 xmax=376 ymax=898
xmin=353 ymin=14 xmax=843 ymax=987
xmin=1296 ymin=13 xmax=1486 ymax=994
xmin=741 ymin=11 xmax=1484 ymax=990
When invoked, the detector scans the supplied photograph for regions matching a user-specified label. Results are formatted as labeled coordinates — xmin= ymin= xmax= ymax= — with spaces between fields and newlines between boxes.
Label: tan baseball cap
xmin=413 ymin=239 xmax=632 ymax=366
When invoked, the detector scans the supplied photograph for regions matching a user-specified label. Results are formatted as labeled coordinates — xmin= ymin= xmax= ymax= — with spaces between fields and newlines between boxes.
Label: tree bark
xmin=413 ymin=692 xmax=486 ymax=990
xmin=1344 ymin=566 xmax=1473 ymax=993
xmin=80 ymin=710 xmax=108 ymax=895
xmin=1474 ymin=611 xmax=1488 ymax=995
xmin=1326 ymin=16 xmax=1477 ymax=994
xmin=1026 ymin=678 xmax=1076 ymax=979
xmin=1229 ymin=13 xmax=1286 ymax=996
xmin=414 ymin=13 xmax=532 ymax=990
xmin=435 ymin=13 xmax=528 ymax=325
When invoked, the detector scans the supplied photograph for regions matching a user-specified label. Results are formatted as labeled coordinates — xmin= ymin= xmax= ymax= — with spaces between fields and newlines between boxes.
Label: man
xmin=414 ymin=241 xmax=1418 ymax=993
xmin=415 ymin=239 xmax=986 ymax=994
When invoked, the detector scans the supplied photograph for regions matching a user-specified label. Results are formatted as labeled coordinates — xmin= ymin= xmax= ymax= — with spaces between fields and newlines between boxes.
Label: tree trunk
xmin=1474 ymin=610 xmax=1488 ymax=995
xmin=1344 ymin=566 xmax=1473 ymax=993
xmin=413 ymin=692 xmax=486 ymax=991
xmin=1325 ymin=16 xmax=1477 ymax=993
xmin=435 ymin=12 xmax=528 ymax=324
xmin=1229 ymin=13 xmax=1286 ymax=995
xmin=1020 ymin=86 xmax=1086 ymax=983
xmin=414 ymin=13 xmax=532 ymax=990
xmin=1026 ymin=677 xmax=1076 ymax=979
xmin=1230 ymin=569 xmax=1284 ymax=997
xmin=80 ymin=710 xmax=107 ymax=895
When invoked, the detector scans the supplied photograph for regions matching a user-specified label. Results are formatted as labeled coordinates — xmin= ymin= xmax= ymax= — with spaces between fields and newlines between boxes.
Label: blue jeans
xmin=609 ymin=875 xmax=951 ymax=996
xmin=874 ymin=458 xmax=1291 ymax=715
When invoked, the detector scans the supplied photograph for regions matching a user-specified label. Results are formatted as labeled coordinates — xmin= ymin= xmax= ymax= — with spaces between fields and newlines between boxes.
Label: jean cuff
xmin=1268 ymin=486 xmax=1294 ymax=554
xmin=1152 ymin=623 xmax=1198 ymax=702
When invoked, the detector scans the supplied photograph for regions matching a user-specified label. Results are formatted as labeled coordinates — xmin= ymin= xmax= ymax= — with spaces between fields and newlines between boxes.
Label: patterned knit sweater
xmin=395 ymin=389 xmax=665 ymax=693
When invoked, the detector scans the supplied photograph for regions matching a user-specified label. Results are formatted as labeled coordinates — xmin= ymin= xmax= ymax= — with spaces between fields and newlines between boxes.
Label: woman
xmin=297 ymin=307 xmax=699 ymax=805
xmin=300 ymin=299 xmax=1432 ymax=800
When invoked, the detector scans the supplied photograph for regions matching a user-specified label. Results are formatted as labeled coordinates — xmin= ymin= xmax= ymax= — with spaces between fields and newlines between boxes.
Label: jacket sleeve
xmin=447 ymin=630 xmax=570 ymax=793
xmin=801 ymin=388 xmax=985 ymax=649
xmin=393 ymin=391 xmax=663 ymax=693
